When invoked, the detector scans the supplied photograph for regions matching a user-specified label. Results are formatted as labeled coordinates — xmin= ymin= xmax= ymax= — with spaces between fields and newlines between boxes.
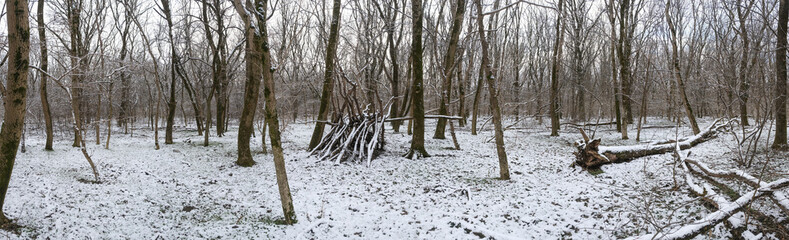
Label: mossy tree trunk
xmin=257 ymin=0 xmax=296 ymax=223
xmin=233 ymin=0 xmax=264 ymax=167
xmin=308 ymin=0 xmax=342 ymax=150
xmin=0 ymin=0 xmax=29 ymax=223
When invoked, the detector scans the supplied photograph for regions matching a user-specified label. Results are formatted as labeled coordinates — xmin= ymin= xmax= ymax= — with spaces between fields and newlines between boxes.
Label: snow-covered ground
xmin=2 ymin=117 xmax=787 ymax=239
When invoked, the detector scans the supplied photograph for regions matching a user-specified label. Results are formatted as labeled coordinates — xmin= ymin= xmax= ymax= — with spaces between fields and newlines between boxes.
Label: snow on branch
xmin=628 ymin=178 xmax=789 ymax=240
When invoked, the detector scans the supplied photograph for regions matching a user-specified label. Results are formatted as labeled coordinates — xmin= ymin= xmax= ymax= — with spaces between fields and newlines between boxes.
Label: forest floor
xmin=1 ymin=117 xmax=787 ymax=239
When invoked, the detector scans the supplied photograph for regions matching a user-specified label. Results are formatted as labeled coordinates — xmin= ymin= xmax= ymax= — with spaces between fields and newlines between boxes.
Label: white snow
xmin=1 ymin=117 xmax=786 ymax=239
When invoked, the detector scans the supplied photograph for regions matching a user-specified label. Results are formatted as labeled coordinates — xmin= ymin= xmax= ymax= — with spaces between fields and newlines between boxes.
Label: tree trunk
xmin=130 ymin=3 xmax=165 ymax=150
xmin=383 ymin=1 xmax=402 ymax=132
xmin=406 ymin=0 xmax=429 ymax=158
xmin=118 ymin=4 xmax=132 ymax=133
xmin=106 ymin=82 xmax=113 ymax=149
xmin=474 ymin=0 xmax=509 ymax=180
xmin=550 ymin=0 xmax=565 ymax=137
xmin=257 ymin=0 xmax=296 ymax=223
xmin=636 ymin=58 xmax=651 ymax=141
xmin=37 ymin=0 xmax=53 ymax=151
xmin=774 ymin=0 xmax=789 ymax=149
xmin=666 ymin=0 xmax=701 ymax=134
xmin=618 ymin=0 xmax=634 ymax=124
xmin=163 ymin=0 xmax=178 ymax=144
xmin=471 ymin=68 xmax=484 ymax=135
xmin=234 ymin=0 xmax=264 ymax=167
xmin=736 ymin=2 xmax=751 ymax=126
xmin=434 ymin=0 xmax=465 ymax=140
xmin=309 ymin=0 xmax=342 ymax=150
xmin=67 ymin=0 xmax=85 ymax=148
xmin=0 ymin=0 xmax=29 ymax=223
xmin=471 ymin=0 xmax=500 ymax=136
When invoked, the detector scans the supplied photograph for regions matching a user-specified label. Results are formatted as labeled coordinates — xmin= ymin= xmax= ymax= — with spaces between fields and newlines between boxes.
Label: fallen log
xmin=685 ymin=159 xmax=789 ymax=238
xmin=384 ymin=115 xmax=463 ymax=122
xmin=574 ymin=119 xmax=728 ymax=169
xmin=628 ymin=178 xmax=789 ymax=240
xmin=561 ymin=121 xmax=617 ymax=127
xmin=680 ymin=150 xmax=788 ymax=237
xmin=684 ymin=159 xmax=789 ymax=216
xmin=630 ymin=144 xmax=789 ymax=239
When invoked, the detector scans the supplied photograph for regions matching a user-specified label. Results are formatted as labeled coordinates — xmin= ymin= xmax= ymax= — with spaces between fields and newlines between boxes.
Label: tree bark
xmin=474 ymin=0 xmax=509 ymax=180
xmin=774 ymin=0 xmax=789 ymax=149
xmin=117 ymin=2 xmax=132 ymax=133
xmin=37 ymin=0 xmax=53 ymax=151
xmin=162 ymin=0 xmax=178 ymax=144
xmin=258 ymin=0 xmax=296 ymax=223
xmin=309 ymin=0 xmax=342 ymax=150
xmin=471 ymin=0 xmax=500 ymax=136
xmin=67 ymin=0 xmax=85 ymax=148
xmin=666 ymin=0 xmax=701 ymax=134
xmin=550 ymin=0 xmax=565 ymax=137
xmin=234 ymin=0 xmax=264 ymax=167
xmin=405 ymin=0 xmax=429 ymax=158
xmin=434 ymin=0 xmax=465 ymax=140
xmin=736 ymin=1 xmax=752 ymax=126
xmin=0 ymin=0 xmax=29 ymax=223
xmin=617 ymin=0 xmax=634 ymax=124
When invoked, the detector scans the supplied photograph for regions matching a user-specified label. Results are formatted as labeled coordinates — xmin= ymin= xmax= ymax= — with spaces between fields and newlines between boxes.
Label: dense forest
xmin=0 ymin=0 xmax=787 ymax=238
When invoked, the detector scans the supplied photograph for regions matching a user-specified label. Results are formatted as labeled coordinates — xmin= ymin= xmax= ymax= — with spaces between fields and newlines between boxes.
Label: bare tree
xmin=127 ymin=0 xmax=166 ymax=149
xmin=550 ymin=0 xmax=565 ymax=136
xmin=474 ymin=0 xmax=510 ymax=180
xmin=434 ymin=0 xmax=465 ymax=139
xmin=308 ymin=0 xmax=342 ymax=150
xmin=665 ymin=0 xmax=700 ymax=134
xmin=37 ymin=0 xmax=54 ymax=151
xmin=234 ymin=0 xmax=264 ymax=167
xmin=257 ymin=0 xmax=297 ymax=224
xmin=161 ymin=0 xmax=179 ymax=144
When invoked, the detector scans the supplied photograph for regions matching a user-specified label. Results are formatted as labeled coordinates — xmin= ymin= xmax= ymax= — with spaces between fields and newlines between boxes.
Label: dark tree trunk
xmin=67 ymin=0 xmax=86 ymax=148
xmin=234 ymin=0 xmax=264 ymax=167
xmin=406 ymin=0 xmax=429 ymax=158
xmin=162 ymin=0 xmax=178 ymax=144
xmin=774 ymin=0 xmax=789 ymax=149
xmin=736 ymin=2 xmax=752 ymax=126
xmin=618 ymin=0 xmax=634 ymax=124
xmin=550 ymin=0 xmax=565 ymax=137
xmin=308 ymin=0 xmax=342 ymax=150
xmin=37 ymin=0 xmax=53 ymax=151
xmin=434 ymin=0 xmax=465 ymax=139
